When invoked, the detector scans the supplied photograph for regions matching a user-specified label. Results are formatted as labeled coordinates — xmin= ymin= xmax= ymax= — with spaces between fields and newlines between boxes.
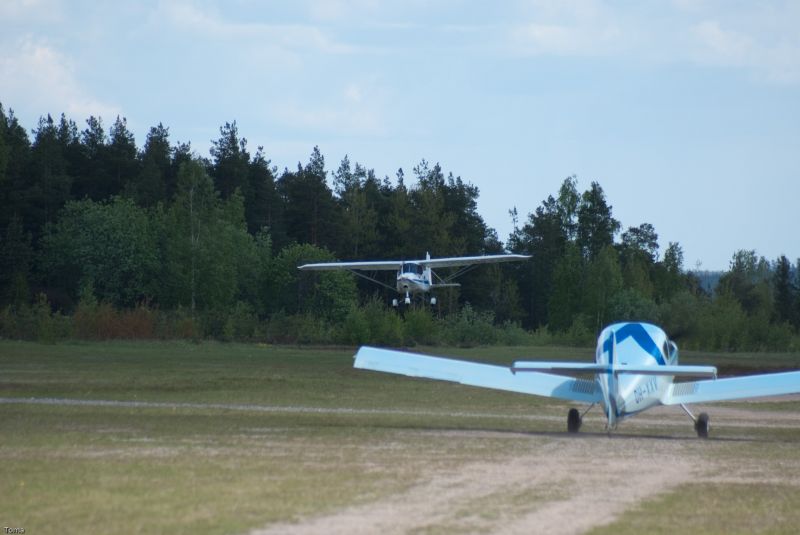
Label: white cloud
xmin=154 ymin=1 xmax=355 ymax=55
xmin=509 ymin=0 xmax=627 ymax=56
xmin=306 ymin=0 xmax=381 ymax=22
xmin=0 ymin=0 xmax=62 ymax=22
xmin=690 ymin=19 xmax=800 ymax=84
xmin=691 ymin=20 xmax=755 ymax=66
xmin=0 ymin=36 xmax=120 ymax=119
xmin=270 ymin=81 xmax=386 ymax=137
xmin=511 ymin=22 xmax=622 ymax=56
xmin=507 ymin=1 xmax=800 ymax=85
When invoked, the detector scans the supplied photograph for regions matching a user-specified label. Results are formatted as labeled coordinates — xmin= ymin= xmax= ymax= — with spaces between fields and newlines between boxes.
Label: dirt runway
xmin=250 ymin=404 xmax=800 ymax=535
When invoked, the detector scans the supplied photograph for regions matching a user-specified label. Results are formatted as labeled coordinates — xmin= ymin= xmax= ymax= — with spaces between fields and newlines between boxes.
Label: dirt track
xmin=3 ymin=397 xmax=797 ymax=533
xmin=250 ymin=404 xmax=800 ymax=535
xmin=251 ymin=435 xmax=695 ymax=535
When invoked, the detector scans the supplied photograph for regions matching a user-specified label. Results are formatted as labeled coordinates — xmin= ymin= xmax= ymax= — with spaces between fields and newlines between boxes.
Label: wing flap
xmin=354 ymin=346 xmax=601 ymax=403
xmin=664 ymin=371 xmax=800 ymax=405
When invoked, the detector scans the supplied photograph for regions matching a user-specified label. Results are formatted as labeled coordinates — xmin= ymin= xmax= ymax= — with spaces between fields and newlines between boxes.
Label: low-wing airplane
xmin=298 ymin=252 xmax=530 ymax=306
xmin=354 ymin=322 xmax=800 ymax=438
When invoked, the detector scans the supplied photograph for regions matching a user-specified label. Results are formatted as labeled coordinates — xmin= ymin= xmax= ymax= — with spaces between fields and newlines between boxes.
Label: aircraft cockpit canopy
xmin=662 ymin=339 xmax=678 ymax=363
xmin=401 ymin=263 xmax=424 ymax=275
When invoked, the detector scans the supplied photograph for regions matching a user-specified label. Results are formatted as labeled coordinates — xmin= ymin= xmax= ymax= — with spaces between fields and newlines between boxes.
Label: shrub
xmin=337 ymin=305 xmax=369 ymax=345
xmin=0 ymin=296 xmax=71 ymax=342
xmin=498 ymin=321 xmax=534 ymax=346
xmin=222 ymin=301 xmax=259 ymax=342
xmin=402 ymin=307 xmax=439 ymax=346
xmin=363 ymin=298 xmax=403 ymax=346
xmin=264 ymin=312 xmax=333 ymax=345
xmin=443 ymin=303 xmax=497 ymax=347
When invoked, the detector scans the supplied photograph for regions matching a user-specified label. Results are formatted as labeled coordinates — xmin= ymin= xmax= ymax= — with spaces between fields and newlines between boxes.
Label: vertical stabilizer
xmin=425 ymin=252 xmax=432 ymax=283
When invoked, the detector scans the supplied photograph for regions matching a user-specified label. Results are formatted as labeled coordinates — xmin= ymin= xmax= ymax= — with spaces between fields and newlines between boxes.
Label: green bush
xmin=552 ymin=314 xmax=594 ymax=347
xmin=0 ymin=295 xmax=72 ymax=342
xmin=402 ymin=307 xmax=440 ymax=346
xmin=264 ymin=312 xmax=333 ymax=345
xmin=221 ymin=301 xmax=259 ymax=342
xmin=443 ymin=303 xmax=497 ymax=347
xmin=498 ymin=321 xmax=535 ymax=346
xmin=157 ymin=307 xmax=201 ymax=340
xmin=607 ymin=288 xmax=660 ymax=325
xmin=337 ymin=305 xmax=369 ymax=345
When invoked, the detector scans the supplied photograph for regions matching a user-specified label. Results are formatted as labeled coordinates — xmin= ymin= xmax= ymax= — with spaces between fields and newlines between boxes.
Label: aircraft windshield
xmin=662 ymin=339 xmax=678 ymax=362
xmin=401 ymin=263 xmax=423 ymax=275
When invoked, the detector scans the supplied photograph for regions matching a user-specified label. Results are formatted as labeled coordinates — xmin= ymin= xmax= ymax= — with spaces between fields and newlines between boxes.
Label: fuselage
xmin=395 ymin=262 xmax=433 ymax=294
xmin=595 ymin=322 xmax=678 ymax=428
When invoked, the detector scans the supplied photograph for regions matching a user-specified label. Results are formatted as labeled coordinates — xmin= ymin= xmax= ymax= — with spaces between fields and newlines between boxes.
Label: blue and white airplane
xmin=299 ymin=252 xmax=530 ymax=306
xmin=354 ymin=322 xmax=800 ymax=437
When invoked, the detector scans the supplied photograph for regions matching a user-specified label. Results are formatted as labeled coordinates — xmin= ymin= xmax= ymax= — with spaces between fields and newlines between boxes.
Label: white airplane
xmin=354 ymin=322 xmax=800 ymax=438
xmin=298 ymin=252 xmax=530 ymax=306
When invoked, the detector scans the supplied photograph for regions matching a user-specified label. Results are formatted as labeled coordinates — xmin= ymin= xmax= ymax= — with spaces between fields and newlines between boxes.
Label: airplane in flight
xmin=354 ymin=322 xmax=800 ymax=438
xmin=298 ymin=252 xmax=530 ymax=306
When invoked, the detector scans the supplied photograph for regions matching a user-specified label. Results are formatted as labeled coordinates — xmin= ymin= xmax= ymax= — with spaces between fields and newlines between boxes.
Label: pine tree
xmin=773 ymin=255 xmax=795 ymax=325
xmin=577 ymin=181 xmax=620 ymax=261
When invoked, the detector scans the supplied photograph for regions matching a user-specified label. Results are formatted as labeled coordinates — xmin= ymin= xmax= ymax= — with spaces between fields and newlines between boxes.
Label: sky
xmin=1 ymin=0 xmax=798 ymax=270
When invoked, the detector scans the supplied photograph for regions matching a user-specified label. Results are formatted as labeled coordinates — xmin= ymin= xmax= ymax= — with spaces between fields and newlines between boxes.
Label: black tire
xmin=695 ymin=412 xmax=710 ymax=439
xmin=567 ymin=408 xmax=582 ymax=433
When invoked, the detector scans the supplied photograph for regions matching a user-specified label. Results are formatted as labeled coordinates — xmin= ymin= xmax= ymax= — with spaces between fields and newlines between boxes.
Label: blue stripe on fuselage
xmin=604 ymin=323 xmax=666 ymax=366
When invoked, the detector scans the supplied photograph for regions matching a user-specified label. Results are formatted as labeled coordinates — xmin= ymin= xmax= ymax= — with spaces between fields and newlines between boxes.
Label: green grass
xmin=0 ymin=340 xmax=590 ymax=411
xmin=590 ymin=483 xmax=800 ymax=535
xmin=1 ymin=340 xmax=800 ymax=534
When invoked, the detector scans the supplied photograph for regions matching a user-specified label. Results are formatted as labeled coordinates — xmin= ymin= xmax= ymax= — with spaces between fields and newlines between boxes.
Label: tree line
xmin=1 ymin=104 xmax=799 ymax=350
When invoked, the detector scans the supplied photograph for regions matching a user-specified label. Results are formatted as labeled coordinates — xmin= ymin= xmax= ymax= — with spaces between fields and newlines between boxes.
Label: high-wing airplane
xmin=354 ymin=322 xmax=800 ymax=438
xmin=298 ymin=252 xmax=530 ymax=306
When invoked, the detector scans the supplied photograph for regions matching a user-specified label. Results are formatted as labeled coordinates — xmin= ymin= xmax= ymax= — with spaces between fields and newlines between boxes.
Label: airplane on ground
xmin=298 ymin=252 xmax=530 ymax=306
xmin=354 ymin=322 xmax=800 ymax=438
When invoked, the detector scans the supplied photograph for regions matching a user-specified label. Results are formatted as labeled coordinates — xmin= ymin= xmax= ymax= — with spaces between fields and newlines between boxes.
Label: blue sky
xmin=2 ymin=0 xmax=798 ymax=270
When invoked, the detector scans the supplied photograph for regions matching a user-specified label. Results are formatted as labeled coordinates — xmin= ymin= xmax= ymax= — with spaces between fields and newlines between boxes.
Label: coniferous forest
xmin=1 ymin=105 xmax=799 ymax=350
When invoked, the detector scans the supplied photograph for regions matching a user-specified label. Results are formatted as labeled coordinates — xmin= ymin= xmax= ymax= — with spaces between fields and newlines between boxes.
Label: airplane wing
xmin=298 ymin=260 xmax=403 ymax=271
xmin=420 ymin=254 xmax=530 ymax=269
xmin=354 ymin=346 xmax=602 ymax=403
xmin=664 ymin=370 xmax=800 ymax=405
xmin=299 ymin=254 xmax=530 ymax=271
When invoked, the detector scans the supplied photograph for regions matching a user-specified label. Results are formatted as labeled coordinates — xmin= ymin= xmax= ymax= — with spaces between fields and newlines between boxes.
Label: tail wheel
xmin=567 ymin=408 xmax=582 ymax=433
xmin=695 ymin=412 xmax=710 ymax=439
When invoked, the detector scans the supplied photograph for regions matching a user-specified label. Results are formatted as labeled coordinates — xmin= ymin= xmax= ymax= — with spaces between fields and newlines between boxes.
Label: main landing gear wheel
xmin=695 ymin=412 xmax=710 ymax=439
xmin=567 ymin=408 xmax=582 ymax=433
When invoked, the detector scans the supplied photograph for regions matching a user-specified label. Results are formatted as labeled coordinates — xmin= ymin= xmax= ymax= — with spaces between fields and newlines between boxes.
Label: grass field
xmin=1 ymin=340 xmax=800 ymax=534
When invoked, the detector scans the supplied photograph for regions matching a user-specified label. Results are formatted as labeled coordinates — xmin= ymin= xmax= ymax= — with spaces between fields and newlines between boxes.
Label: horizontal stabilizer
xmin=512 ymin=362 xmax=717 ymax=378
xmin=664 ymin=370 xmax=800 ymax=405
xmin=354 ymin=347 xmax=601 ymax=404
